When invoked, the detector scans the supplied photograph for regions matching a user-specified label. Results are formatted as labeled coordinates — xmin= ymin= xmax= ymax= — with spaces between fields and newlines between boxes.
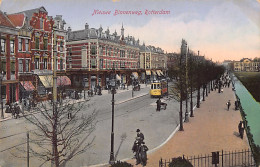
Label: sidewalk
xmin=0 ymin=84 xmax=149 ymax=122
xmin=127 ymin=86 xmax=250 ymax=166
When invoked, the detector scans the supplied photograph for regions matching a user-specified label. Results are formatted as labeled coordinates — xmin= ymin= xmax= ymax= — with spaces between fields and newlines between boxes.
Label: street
xmin=0 ymin=84 xmax=193 ymax=167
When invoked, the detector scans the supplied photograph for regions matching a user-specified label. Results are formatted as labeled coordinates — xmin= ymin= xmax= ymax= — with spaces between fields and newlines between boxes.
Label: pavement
xmin=124 ymin=85 xmax=250 ymax=166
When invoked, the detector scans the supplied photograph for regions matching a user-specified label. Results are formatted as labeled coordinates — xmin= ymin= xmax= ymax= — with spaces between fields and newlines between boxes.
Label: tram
xmin=150 ymin=80 xmax=167 ymax=97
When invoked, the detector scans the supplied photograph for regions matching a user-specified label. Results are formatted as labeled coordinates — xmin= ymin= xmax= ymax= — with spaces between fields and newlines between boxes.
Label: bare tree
xmin=13 ymin=75 xmax=97 ymax=167
xmin=22 ymin=99 xmax=97 ymax=167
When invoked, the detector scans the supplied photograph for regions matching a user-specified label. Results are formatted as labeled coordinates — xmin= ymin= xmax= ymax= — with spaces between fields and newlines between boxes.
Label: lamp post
xmin=131 ymin=74 xmax=134 ymax=98
xmin=109 ymin=67 xmax=116 ymax=164
xmin=0 ymin=71 xmax=4 ymax=119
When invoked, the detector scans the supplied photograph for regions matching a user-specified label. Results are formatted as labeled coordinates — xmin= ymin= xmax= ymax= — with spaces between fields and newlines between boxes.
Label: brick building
xmin=67 ymin=24 xmax=141 ymax=90
xmin=7 ymin=6 xmax=69 ymax=100
xmin=0 ymin=11 xmax=19 ymax=104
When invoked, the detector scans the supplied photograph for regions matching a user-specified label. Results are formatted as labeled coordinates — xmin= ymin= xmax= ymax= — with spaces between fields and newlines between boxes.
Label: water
xmin=233 ymin=75 xmax=260 ymax=147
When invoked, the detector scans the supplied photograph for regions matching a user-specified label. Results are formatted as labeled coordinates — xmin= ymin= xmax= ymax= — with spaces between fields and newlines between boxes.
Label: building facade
xmin=0 ymin=11 xmax=19 ymax=104
xmin=67 ymin=24 xmax=142 ymax=90
xmin=233 ymin=58 xmax=260 ymax=72
xmin=7 ymin=6 xmax=69 ymax=100
xmin=140 ymin=44 xmax=167 ymax=82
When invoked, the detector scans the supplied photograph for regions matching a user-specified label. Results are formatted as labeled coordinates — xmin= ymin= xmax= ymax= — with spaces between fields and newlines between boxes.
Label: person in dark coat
xmin=226 ymin=100 xmax=231 ymax=111
xmin=156 ymin=98 xmax=161 ymax=111
xmin=238 ymin=121 xmax=245 ymax=139
xmin=133 ymin=129 xmax=144 ymax=160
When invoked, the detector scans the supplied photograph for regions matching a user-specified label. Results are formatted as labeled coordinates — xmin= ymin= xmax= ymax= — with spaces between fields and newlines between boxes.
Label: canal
xmin=233 ymin=75 xmax=260 ymax=147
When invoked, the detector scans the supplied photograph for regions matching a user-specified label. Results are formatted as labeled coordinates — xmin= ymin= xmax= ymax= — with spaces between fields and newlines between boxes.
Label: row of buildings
xmin=223 ymin=58 xmax=260 ymax=72
xmin=0 ymin=6 xmax=168 ymax=104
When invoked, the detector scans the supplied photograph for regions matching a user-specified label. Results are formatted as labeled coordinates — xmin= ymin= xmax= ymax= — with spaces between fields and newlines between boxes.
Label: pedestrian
xmin=221 ymin=87 xmax=224 ymax=93
xmin=156 ymin=98 xmax=161 ymax=111
xmin=68 ymin=110 xmax=72 ymax=119
xmin=226 ymin=100 xmax=231 ymax=111
xmin=133 ymin=129 xmax=144 ymax=160
xmin=235 ymin=101 xmax=238 ymax=110
xmin=238 ymin=121 xmax=245 ymax=139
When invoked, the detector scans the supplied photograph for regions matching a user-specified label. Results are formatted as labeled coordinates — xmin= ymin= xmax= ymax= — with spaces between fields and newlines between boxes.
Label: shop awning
xmin=152 ymin=70 xmax=157 ymax=76
xmin=146 ymin=70 xmax=151 ymax=75
xmin=116 ymin=74 xmax=121 ymax=81
xmin=160 ymin=70 xmax=164 ymax=76
xmin=57 ymin=76 xmax=71 ymax=86
xmin=20 ymin=81 xmax=35 ymax=91
xmin=132 ymin=72 xmax=138 ymax=79
xmin=156 ymin=70 xmax=161 ymax=76
xmin=39 ymin=75 xmax=53 ymax=88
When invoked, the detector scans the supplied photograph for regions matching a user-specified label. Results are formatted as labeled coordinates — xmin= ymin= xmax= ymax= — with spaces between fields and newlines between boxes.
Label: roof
xmin=0 ymin=11 xmax=15 ymax=28
xmin=11 ymin=6 xmax=47 ymax=21
xmin=7 ymin=13 xmax=25 ymax=27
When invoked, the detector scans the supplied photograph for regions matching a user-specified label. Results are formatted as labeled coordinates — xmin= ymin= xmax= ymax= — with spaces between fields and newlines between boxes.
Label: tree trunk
xmin=196 ymin=86 xmax=200 ymax=108
xmin=190 ymin=83 xmax=194 ymax=117
xmin=202 ymin=85 xmax=205 ymax=101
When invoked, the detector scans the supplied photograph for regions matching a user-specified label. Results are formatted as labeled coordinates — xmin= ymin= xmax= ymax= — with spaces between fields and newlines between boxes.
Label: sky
xmin=0 ymin=0 xmax=259 ymax=62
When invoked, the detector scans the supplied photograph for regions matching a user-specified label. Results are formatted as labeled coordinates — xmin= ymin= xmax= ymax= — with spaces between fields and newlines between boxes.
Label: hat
xmin=136 ymin=129 xmax=140 ymax=132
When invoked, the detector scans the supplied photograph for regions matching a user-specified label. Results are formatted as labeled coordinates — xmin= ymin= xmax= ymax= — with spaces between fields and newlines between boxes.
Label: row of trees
xmin=168 ymin=39 xmax=225 ymax=131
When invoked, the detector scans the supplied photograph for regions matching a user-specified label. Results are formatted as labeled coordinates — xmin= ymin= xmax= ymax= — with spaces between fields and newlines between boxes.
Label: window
xmin=25 ymin=59 xmax=29 ymax=72
xmin=105 ymin=46 xmax=107 ymax=56
xmin=10 ymin=40 xmax=14 ymax=53
xmin=91 ymin=59 xmax=96 ymax=68
xmin=35 ymin=37 xmax=39 ymax=49
xmin=43 ymin=38 xmax=48 ymax=50
xmin=1 ymin=60 xmax=6 ymax=72
xmin=99 ymin=46 xmax=102 ymax=55
xmin=60 ymin=41 xmax=63 ymax=52
xmin=25 ymin=39 xmax=29 ymax=51
xmin=100 ymin=59 xmax=103 ymax=69
xmin=19 ymin=59 xmax=23 ymax=72
xmin=18 ymin=38 xmax=22 ymax=51
xmin=1 ymin=39 xmax=6 ymax=52
xmin=91 ymin=45 xmax=96 ymax=55
xmin=108 ymin=48 xmax=111 ymax=56
xmin=43 ymin=58 xmax=47 ymax=69
xmin=40 ymin=18 xmax=43 ymax=29
xmin=35 ymin=58 xmax=39 ymax=69
xmin=11 ymin=61 xmax=15 ymax=74
xmin=60 ymin=59 xmax=63 ymax=70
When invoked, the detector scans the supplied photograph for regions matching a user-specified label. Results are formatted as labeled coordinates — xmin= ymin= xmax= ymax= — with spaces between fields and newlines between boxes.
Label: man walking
xmin=238 ymin=121 xmax=245 ymax=139
xmin=156 ymin=98 xmax=161 ymax=112
xmin=226 ymin=100 xmax=231 ymax=111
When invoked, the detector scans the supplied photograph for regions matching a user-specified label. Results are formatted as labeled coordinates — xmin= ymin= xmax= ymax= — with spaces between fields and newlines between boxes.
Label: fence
xmin=159 ymin=149 xmax=256 ymax=167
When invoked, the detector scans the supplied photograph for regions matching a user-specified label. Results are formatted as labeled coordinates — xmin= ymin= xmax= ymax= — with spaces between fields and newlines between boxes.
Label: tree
xmin=16 ymin=83 xmax=97 ymax=167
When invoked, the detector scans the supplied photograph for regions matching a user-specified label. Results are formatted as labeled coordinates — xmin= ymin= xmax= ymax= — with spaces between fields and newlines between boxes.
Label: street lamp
xmin=131 ymin=74 xmax=134 ymax=98
xmin=109 ymin=67 xmax=116 ymax=164
xmin=0 ymin=71 xmax=5 ymax=119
